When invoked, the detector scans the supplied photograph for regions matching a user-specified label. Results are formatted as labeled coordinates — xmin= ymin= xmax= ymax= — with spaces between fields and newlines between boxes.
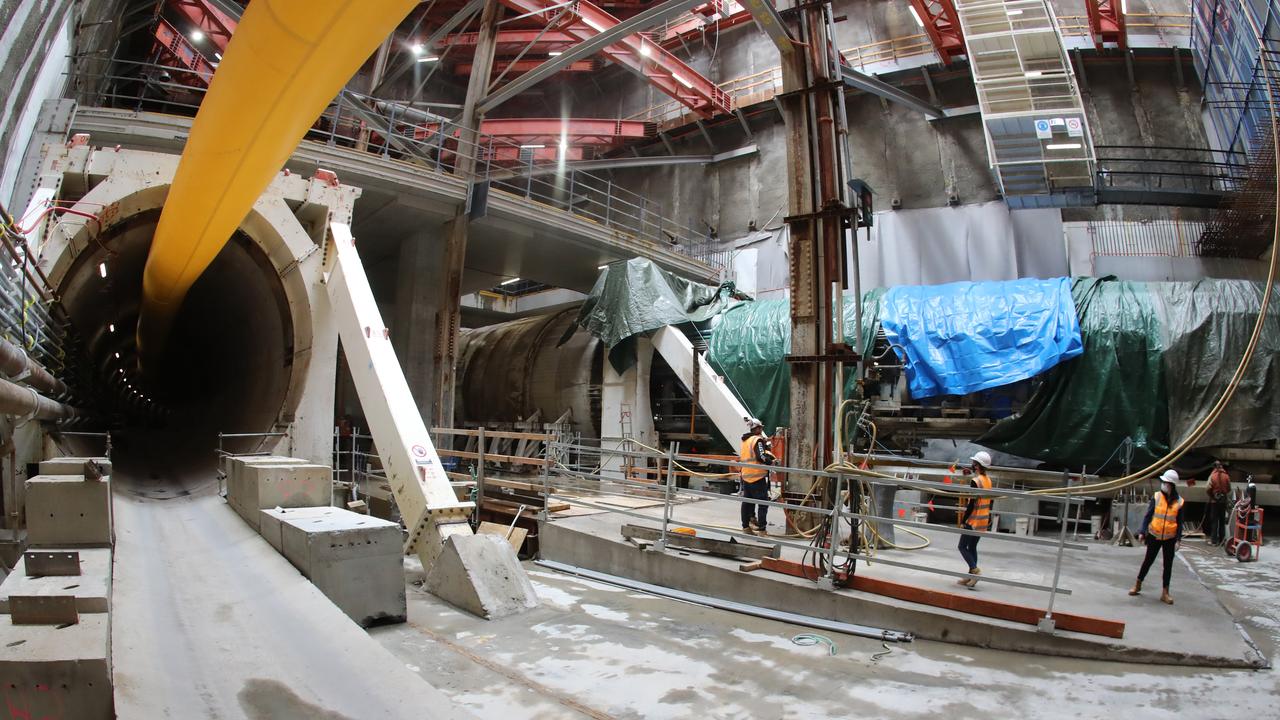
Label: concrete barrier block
xmin=0 ymin=613 xmax=112 ymax=719
xmin=228 ymin=462 xmax=331 ymax=528
xmin=25 ymin=476 xmax=111 ymax=547
xmin=0 ymin=549 xmax=111 ymax=614
xmin=425 ymin=534 xmax=540 ymax=620
xmin=276 ymin=508 xmax=406 ymax=627
xmin=39 ymin=456 xmax=112 ymax=477
xmin=259 ymin=507 xmax=342 ymax=554
xmin=225 ymin=456 xmax=308 ymax=517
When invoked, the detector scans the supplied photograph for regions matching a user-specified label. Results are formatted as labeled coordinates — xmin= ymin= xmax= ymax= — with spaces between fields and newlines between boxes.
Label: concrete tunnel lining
xmin=51 ymin=197 xmax=311 ymax=479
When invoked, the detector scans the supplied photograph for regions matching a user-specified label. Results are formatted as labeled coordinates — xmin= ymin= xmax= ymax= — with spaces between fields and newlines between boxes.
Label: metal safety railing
xmin=0 ymin=206 xmax=80 ymax=389
xmin=539 ymin=440 xmax=1092 ymax=631
xmin=69 ymin=60 xmax=728 ymax=272
xmin=214 ymin=430 xmax=291 ymax=495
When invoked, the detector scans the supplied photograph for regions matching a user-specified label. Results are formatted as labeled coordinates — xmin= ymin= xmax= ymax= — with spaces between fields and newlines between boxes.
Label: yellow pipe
xmin=138 ymin=0 xmax=417 ymax=358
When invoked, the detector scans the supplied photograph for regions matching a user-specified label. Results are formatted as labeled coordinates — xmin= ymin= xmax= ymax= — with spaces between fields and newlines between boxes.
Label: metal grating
xmin=953 ymin=0 xmax=1096 ymax=203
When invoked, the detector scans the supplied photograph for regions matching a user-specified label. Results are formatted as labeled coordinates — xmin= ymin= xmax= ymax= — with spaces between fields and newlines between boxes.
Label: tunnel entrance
xmin=57 ymin=210 xmax=295 ymax=484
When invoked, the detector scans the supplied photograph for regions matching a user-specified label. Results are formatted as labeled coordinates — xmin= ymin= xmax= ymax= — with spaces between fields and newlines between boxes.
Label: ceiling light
xmin=98 ymin=262 xmax=107 ymax=278
xmin=548 ymin=51 xmax=562 ymax=57
xmin=411 ymin=43 xmax=424 ymax=56
xmin=1121 ymin=0 xmax=1128 ymax=12
xmin=1007 ymin=9 xmax=1023 ymax=15
xmin=520 ymin=144 xmax=545 ymax=149
xmin=597 ymin=264 xmax=609 ymax=270
xmin=673 ymin=73 xmax=693 ymax=88
xmin=114 ymin=352 xmax=120 ymax=359
xmin=1024 ymin=70 xmax=1043 ymax=78
xmin=214 ymin=52 xmax=222 ymax=61
xmin=559 ymin=139 xmax=569 ymax=151
xmin=190 ymin=29 xmax=204 ymax=42
xmin=500 ymin=277 xmax=521 ymax=286
xmin=417 ymin=56 xmax=439 ymax=63
xmin=639 ymin=43 xmax=651 ymax=57
xmin=108 ymin=323 xmax=115 ymax=333
xmin=908 ymin=7 xmax=924 ymax=27
xmin=1045 ymin=142 xmax=1082 ymax=150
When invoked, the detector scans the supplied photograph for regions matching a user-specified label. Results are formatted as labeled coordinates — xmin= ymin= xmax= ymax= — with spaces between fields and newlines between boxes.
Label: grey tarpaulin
xmin=559 ymin=258 xmax=746 ymax=373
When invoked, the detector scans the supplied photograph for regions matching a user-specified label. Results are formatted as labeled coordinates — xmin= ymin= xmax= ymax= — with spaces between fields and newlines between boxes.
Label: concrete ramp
xmin=110 ymin=489 xmax=473 ymax=718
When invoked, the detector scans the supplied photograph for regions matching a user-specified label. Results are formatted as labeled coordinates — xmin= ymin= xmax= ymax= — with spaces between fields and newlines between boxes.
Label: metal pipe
xmin=0 ymin=375 xmax=78 ymax=421
xmin=0 ymin=335 xmax=66 ymax=395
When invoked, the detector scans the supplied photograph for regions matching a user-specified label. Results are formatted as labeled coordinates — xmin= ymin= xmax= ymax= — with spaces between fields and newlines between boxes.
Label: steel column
xmin=1085 ymin=0 xmax=1128 ymax=50
xmin=907 ymin=0 xmax=966 ymax=65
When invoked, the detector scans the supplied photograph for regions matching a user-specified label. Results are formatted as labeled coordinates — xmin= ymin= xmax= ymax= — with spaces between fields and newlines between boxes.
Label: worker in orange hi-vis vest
xmin=957 ymin=451 xmax=994 ymax=589
xmin=1130 ymin=470 xmax=1186 ymax=605
xmin=738 ymin=418 xmax=777 ymax=536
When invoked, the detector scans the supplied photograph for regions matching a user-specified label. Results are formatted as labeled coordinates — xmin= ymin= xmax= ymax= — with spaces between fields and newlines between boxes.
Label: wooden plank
xmin=483 ymin=498 xmax=568 ymax=515
xmin=621 ymin=524 xmax=781 ymax=560
xmin=24 ymin=551 xmax=80 ymax=577
xmin=10 ymin=595 xmax=79 ymax=625
xmin=437 ymin=449 xmax=549 ymax=467
xmin=477 ymin=521 xmax=529 ymax=552
xmin=739 ymin=560 xmax=763 ymax=572
xmin=757 ymin=557 xmax=1124 ymax=639
xmin=432 ymin=427 xmax=553 ymax=442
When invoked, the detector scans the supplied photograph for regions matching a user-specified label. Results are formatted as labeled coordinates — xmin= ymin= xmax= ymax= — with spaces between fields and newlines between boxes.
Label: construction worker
xmin=957 ymin=451 xmax=994 ymax=588
xmin=739 ymin=418 xmax=776 ymax=535
xmin=1129 ymin=470 xmax=1185 ymax=605
xmin=1205 ymin=460 xmax=1231 ymax=545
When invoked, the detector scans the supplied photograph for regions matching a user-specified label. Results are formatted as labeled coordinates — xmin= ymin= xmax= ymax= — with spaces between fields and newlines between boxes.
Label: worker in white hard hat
xmin=738 ymin=417 xmax=776 ymax=535
xmin=1129 ymin=469 xmax=1185 ymax=605
xmin=957 ymin=450 xmax=994 ymax=589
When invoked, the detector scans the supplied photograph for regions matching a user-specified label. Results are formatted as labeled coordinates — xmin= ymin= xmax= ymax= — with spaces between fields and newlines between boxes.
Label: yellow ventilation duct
xmin=138 ymin=0 xmax=417 ymax=359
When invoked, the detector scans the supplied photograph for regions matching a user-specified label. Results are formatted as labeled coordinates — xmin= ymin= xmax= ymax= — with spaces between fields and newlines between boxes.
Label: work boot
xmin=741 ymin=527 xmax=755 ymax=536
xmin=1129 ymin=579 xmax=1142 ymax=596
xmin=1161 ymin=589 xmax=1174 ymax=605
xmin=966 ymin=567 xmax=981 ymax=589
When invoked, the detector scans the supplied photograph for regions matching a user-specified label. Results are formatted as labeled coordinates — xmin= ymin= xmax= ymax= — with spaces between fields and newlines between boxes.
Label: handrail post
xmin=819 ymin=473 xmax=843 ymax=590
xmin=657 ymin=442 xmax=677 ymax=552
xmin=539 ymin=439 xmax=553 ymax=523
xmin=1041 ymin=472 xmax=1071 ymax=632
xmin=476 ymin=427 xmax=487 ymax=525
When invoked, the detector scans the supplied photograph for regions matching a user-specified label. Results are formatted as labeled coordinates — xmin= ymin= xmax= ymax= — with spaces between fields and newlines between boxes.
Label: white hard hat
xmin=1160 ymin=469 xmax=1179 ymax=484
xmin=970 ymin=451 xmax=992 ymax=468
xmin=747 ymin=417 xmax=763 ymax=428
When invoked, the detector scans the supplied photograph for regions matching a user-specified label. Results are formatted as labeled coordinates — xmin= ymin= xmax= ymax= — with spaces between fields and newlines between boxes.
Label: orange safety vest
xmin=1148 ymin=493 xmax=1183 ymax=540
xmin=965 ymin=474 xmax=993 ymax=531
xmin=739 ymin=435 xmax=768 ymax=484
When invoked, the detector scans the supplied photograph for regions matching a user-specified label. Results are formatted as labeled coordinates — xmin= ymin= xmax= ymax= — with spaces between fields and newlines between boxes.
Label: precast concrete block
xmin=424 ymin=534 xmax=540 ymax=620
xmin=258 ymin=506 xmax=340 ymax=554
xmin=0 ymin=549 xmax=111 ymax=614
xmin=25 ymin=476 xmax=111 ymax=547
xmin=229 ymin=462 xmax=332 ymax=528
xmin=0 ymin=613 xmax=112 ymax=719
xmin=39 ymin=456 xmax=111 ymax=477
xmin=276 ymin=507 xmax=406 ymax=627
xmin=225 ymin=456 xmax=308 ymax=516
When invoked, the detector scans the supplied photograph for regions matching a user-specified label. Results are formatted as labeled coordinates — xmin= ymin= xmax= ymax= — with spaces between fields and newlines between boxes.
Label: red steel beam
xmin=440 ymin=29 xmax=581 ymax=55
xmin=455 ymin=59 xmax=597 ymax=76
xmin=496 ymin=0 xmax=732 ymax=118
xmin=165 ymin=0 xmax=237 ymax=52
xmin=153 ymin=18 xmax=217 ymax=86
xmin=758 ymin=557 xmax=1126 ymax=639
xmin=1085 ymin=0 xmax=1128 ymax=50
xmin=418 ymin=118 xmax=655 ymax=146
xmin=907 ymin=0 xmax=966 ymax=65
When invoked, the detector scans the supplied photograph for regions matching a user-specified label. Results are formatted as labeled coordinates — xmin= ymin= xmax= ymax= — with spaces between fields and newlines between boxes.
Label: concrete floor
xmin=375 ymin=544 xmax=1280 ymax=719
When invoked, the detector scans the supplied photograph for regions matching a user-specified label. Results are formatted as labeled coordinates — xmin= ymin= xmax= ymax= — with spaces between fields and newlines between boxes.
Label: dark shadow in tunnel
xmin=59 ymin=215 xmax=294 ymax=493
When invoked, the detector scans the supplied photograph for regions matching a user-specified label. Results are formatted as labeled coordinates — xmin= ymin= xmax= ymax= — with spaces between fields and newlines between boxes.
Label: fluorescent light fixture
xmin=98 ymin=262 xmax=107 ymax=278
xmin=214 ymin=52 xmax=222 ymax=60
xmin=500 ymin=277 xmax=521 ymax=286
xmin=417 ymin=55 xmax=439 ymax=63
xmin=1007 ymin=9 xmax=1023 ymax=15
xmin=559 ymin=139 xmax=568 ymax=151
xmin=411 ymin=43 xmax=424 ymax=56
xmin=108 ymin=323 xmax=115 ymax=333
xmin=674 ymin=73 xmax=693 ymax=88
xmin=1024 ymin=70 xmax=1043 ymax=78
xmin=520 ymin=144 xmax=545 ymax=149
xmin=597 ymin=264 xmax=609 ymax=270
xmin=548 ymin=51 xmax=562 ymax=57
xmin=639 ymin=43 xmax=651 ymax=57
xmin=190 ymin=29 xmax=204 ymax=42
xmin=1045 ymin=142 xmax=1082 ymax=150
xmin=908 ymin=7 xmax=924 ymax=27
xmin=114 ymin=352 xmax=120 ymax=359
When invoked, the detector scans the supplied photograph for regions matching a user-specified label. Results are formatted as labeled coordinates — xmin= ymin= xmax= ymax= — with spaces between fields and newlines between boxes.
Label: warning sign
xmin=1034 ymin=119 xmax=1052 ymax=139
xmin=411 ymin=444 xmax=428 ymax=458
xmin=1065 ymin=117 xmax=1083 ymax=137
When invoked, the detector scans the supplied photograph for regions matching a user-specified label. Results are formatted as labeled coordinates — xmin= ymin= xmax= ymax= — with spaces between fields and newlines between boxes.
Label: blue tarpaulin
xmin=880 ymin=278 xmax=1084 ymax=398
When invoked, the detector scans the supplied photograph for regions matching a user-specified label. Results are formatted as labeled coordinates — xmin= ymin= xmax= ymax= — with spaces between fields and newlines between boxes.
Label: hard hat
xmin=1160 ymin=469 xmax=1179 ymax=485
xmin=970 ymin=451 xmax=992 ymax=468
xmin=747 ymin=417 xmax=763 ymax=428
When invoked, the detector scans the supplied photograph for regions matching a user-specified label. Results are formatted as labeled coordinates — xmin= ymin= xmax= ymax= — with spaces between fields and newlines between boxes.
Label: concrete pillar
xmin=392 ymin=233 xmax=443 ymax=424
xmin=599 ymin=338 xmax=656 ymax=480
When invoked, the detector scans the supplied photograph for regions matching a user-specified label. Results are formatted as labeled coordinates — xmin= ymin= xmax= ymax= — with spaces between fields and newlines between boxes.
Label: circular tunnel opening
xmin=58 ymin=210 xmax=295 ymax=486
